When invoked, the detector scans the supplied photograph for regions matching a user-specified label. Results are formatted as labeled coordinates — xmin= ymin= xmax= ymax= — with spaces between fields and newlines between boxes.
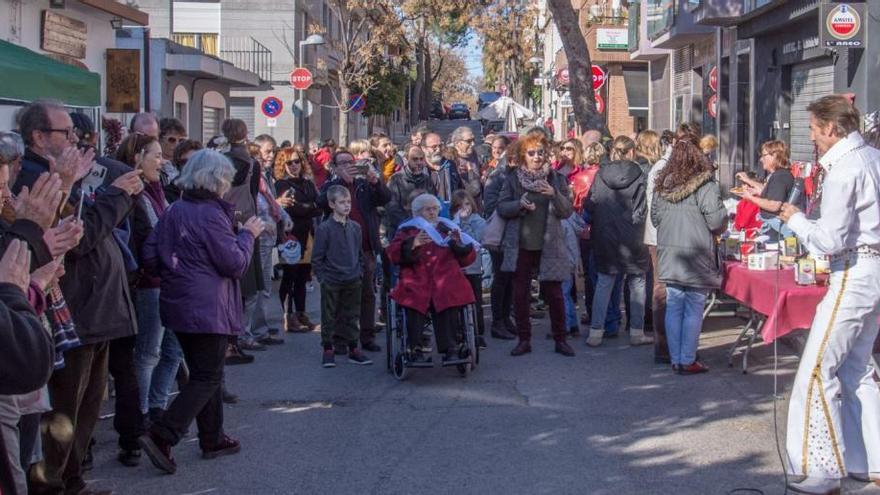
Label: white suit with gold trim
xmin=785 ymin=131 xmax=880 ymax=479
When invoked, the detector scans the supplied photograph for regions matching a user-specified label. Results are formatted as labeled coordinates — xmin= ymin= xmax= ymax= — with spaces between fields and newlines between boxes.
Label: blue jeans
xmin=561 ymin=275 xmax=578 ymax=330
xmin=248 ymin=241 xmax=278 ymax=338
xmin=587 ymin=254 xmax=623 ymax=334
xmin=591 ymin=272 xmax=646 ymax=333
xmin=760 ymin=216 xmax=795 ymax=241
xmin=664 ymin=284 xmax=708 ymax=365
xmin=134 ymin=288 xmax=183 ymax=413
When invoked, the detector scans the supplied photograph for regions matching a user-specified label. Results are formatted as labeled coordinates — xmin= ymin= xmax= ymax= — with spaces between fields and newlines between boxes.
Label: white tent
xmin=477 ymin=95 xmax=535 ymax=121
xmin=504 ymin=105 xmax=518 ymax=132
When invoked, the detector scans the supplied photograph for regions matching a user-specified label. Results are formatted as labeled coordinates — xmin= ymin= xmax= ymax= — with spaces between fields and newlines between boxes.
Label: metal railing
xmin=583 ymin=1 xmax=629 ymax=26
xmin=220 ymin=36 xmax=272 ymax=83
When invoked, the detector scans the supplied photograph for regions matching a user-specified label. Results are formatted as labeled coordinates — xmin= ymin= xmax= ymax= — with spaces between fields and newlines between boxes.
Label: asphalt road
xmin=86 ymin=286 xmax=880 ymax=494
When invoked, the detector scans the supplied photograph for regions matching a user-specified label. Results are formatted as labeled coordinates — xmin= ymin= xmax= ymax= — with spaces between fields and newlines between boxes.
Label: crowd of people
xmin=2 ymin=93 xmax=877 ymax=494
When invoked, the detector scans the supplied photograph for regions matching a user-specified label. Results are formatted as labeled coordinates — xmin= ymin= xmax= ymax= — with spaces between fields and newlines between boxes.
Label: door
xmin=789 ymin=59 xmax=834 ymax=163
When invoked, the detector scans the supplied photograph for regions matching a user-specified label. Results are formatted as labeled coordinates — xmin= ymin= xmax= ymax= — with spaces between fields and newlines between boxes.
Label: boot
xmin=490 ymin=320 xmax=515 ymax=340
xmin=586 ymin=328 xmax=604 ymax=347
xmin=297 ymin=312 xmax=317 ymax=331
xmin=285 ymin=313 xmax=304 ymax=333
xmin=629 ymin=328 xmax=654 ymax=346
xmin=786 ymin=477 xmax=840 ymax=494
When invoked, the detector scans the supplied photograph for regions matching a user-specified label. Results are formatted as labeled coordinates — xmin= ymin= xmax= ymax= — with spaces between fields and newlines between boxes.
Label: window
xmin=174 ymin=102 xmax=188 ymax=128
xmin=647 ymin=0 xmax=674 ymax=40
xmin=172 ymin=33 xmax=219 ymax=56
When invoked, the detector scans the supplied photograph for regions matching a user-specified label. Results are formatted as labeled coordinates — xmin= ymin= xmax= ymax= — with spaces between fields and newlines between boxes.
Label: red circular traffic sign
xmin=289 ymin=68 xmax=313 ymax=90
xmin=708 ymin=66 xmax=718 ymax=93
xmin=595 ymin=92 xmax=605 ymax=114
xmin=591 ymin=65 xmax=607 ymax=91
xmin=556 ymin=68 xmax=570 ymax=86
xmin=261 ymin=96 xmax=283 ymax=118
xmin=707 ymin=94 xmax=718 ymax=119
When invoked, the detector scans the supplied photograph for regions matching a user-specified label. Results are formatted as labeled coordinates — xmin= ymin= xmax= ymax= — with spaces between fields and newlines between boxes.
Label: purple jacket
xmin=142 ymin=189 xmax=255 ymax=335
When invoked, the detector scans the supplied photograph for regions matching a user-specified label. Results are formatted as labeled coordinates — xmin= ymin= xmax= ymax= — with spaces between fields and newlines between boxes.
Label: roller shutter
xmin=789 ymin=60 xmax=834 ymax=163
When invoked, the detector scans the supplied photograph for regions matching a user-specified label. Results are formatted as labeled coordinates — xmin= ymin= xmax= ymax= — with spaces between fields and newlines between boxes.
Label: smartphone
xmin=76 ymin=190 xmax=85 ymax=220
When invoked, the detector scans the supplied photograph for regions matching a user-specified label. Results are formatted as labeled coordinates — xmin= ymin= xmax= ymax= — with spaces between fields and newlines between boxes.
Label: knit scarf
xmin=517 ymin=164 xmax=551 ymax=192
xmin=403 ymin=164 xmax=429 ymax=188
xmin=398 ymin=216 xmax=480 ymax=249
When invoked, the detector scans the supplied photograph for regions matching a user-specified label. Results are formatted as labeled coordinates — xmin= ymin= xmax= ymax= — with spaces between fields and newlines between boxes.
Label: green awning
xmin=0 ymin=40 xmax=100 ymax=107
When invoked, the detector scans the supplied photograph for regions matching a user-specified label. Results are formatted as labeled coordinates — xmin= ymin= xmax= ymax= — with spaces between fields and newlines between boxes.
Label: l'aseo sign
xmin=820 ymin=3 xmax=865 ymax=48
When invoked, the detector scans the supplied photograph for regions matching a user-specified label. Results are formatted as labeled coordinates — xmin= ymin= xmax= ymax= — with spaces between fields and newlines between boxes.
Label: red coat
xmin=570 ymin=165 xmax=599 ymax=213
xmin=385 ymin=227 xmax=477 ymax=315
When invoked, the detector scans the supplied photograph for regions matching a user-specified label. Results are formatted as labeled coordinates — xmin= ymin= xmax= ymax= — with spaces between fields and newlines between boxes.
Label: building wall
xmin=649 ymin=56 xmax=671 ymax=131
xmin=605 ymin=67 xmax=633 ymax=137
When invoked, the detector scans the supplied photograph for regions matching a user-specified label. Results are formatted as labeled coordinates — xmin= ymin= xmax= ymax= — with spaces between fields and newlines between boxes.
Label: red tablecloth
xmin=720 ymin=261 xmax=828 ymax=343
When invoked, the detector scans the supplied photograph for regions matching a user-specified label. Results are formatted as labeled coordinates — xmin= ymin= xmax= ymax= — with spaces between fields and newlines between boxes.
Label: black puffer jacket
xmin=585 ymin=159 xmax=649 ymax=275
xmin=385 ymin=166 xmax=439 ymax=236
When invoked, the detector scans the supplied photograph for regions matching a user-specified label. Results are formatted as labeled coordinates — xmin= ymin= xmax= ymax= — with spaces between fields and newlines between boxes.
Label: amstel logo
xmin=826 ymin=4 xmax=861 ymax=40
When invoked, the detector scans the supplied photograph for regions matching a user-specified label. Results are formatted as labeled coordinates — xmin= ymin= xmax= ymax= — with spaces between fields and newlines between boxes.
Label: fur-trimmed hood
xmin=658 ymin=170 xmax=713 ymax=203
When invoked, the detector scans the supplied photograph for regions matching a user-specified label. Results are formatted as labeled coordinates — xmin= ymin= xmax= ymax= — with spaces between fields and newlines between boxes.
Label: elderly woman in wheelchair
xmin=385 ymin=193 xmax=479 ymax=363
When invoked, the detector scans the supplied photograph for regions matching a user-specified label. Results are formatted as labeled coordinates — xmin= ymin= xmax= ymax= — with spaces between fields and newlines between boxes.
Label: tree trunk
xmin=546 ymin=0 xmax=608 ymax=136
xmin=411 ymin=37 xmax=425 ymax=124
xmin=421 ymin=46 xmax=433 ymax=121
xmin=339 ymin=83 xmax=351 ymax=145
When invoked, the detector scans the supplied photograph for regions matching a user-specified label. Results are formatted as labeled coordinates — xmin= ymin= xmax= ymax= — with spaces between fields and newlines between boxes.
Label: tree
xmin=546 ymin=0 xmax=607 ymax=135
xmin=430 ymin=43 xmax=478 ymax=108
xmin=472 ymin=0 xmax=538 ymax=104
xmin=355 ymin=58 xmax=410 ymax=118
xmin=323 ymin=1 xmax=406 ymax=144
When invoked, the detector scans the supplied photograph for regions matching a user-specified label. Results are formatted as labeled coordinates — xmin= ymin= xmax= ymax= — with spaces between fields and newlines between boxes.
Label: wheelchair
xmin=385 ymin=291 xmax=480 ymax=380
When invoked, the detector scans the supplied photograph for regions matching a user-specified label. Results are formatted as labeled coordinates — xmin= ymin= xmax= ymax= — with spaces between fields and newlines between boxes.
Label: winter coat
xmin=456 ymin=213 xmax=486 ymax=275
xmin=585 ymin=159 xmax=649 ymax=275
xmin=224 ymin=144 xmax=263 ymax=298
xmin=317 ymin=175 xmax=392 ymax=253
xmin=496 ymin=169 xmax=573 ymax=281
xmin=561 ymin=213 xmax=586 ymax=268
xmin=0 ymin=283 xmax=52 ymax=396
xmin=14 ymin=150 xmax=137 ymax=344
xmin=275 ymin=177 xmax=321 ymax=248
xmin=385 ymin=226 xmax=476 ymax=315
xmin=142 ymin=189 xmax=256 ymax=335
xmin=569 ymin=165 xmax=599 ymax=214
xmin=482 ymin=161 xmax=512 ymax=219
xmin=651 ymin=170 xmax=728 ymax=289
xmin=644 ymin=148 xmax=672 ymax=246
xmin=385 ymin=167 xmax=439 ymax=235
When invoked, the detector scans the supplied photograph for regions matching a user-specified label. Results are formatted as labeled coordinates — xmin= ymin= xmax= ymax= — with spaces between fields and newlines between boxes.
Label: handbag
xmin=277 ymin=234 xmax=302 ymax=265
xmin=482 ymin=211 xmax=506 ymax=249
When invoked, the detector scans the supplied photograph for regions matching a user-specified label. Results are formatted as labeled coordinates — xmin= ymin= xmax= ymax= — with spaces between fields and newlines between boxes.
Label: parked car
xmin=430 ymin=100 xmax=447 ymax=120
xmin=448 ymin=103 xmax=471 ymax=120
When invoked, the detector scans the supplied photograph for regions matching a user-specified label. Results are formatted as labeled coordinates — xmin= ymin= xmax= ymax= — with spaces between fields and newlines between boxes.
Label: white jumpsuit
xmin=785 ymin=131 xmax=880 ymax=478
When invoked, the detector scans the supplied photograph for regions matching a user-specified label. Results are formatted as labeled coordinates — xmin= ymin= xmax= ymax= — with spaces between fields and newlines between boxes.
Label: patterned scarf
xmin=517 ymin=164 xmax=550 ymax=192
xmin=45 ymin=282 xmax=80 ymax=369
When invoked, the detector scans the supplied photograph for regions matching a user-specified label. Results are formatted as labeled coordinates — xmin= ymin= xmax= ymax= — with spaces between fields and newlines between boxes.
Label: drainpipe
xmin=144 ymin=28 xmax=151 ymax=113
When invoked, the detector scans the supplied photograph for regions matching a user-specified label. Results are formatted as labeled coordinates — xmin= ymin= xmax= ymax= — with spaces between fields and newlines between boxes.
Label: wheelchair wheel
xmin=385 ymin=303 xmax=393 ymax=371
xmin=456 ymin=344 xmax=471 ymax=377
xmin=392 ymin=353 xmax=409 ymax=381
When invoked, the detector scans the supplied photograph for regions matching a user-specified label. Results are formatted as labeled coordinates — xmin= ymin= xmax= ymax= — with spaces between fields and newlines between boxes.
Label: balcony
xmin=219 ymin=37 xmax=272 ymax=83
xmin=693 ymin=0 xmax=785 ymax=26
xmin=647 ymin=0 xmax=715 ymax=49
xmin=582 ymin=1 xmax=629 ymax=27
xmin=172 ymin=34 xmax=272 ymax=83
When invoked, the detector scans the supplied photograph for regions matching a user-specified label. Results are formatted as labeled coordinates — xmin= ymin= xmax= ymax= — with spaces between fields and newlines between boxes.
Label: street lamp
xmin=296 ymin=33 xmax=326 ymax=142
xmin=528 ymin=56 xmax=543 ymax=66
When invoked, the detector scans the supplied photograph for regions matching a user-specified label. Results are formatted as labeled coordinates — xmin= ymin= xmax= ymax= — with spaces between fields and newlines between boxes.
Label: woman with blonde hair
xmin=584 ymin=136 xmax=651 ymax=348
xmin=274 ymin=147 xmax=320 ymax=332
xmin=636 ymin=130 xmax=662 ymax=174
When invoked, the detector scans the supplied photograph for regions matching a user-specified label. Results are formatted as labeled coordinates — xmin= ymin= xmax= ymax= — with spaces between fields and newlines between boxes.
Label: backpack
xmin=222 ymin=153 xmax=257 ymax=222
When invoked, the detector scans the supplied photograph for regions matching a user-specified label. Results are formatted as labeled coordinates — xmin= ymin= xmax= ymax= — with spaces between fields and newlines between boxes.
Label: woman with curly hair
xmin=650 ymin=133 xmax=727 ymax=375
xmin=274 ymin=147 xmax=321 ymax=333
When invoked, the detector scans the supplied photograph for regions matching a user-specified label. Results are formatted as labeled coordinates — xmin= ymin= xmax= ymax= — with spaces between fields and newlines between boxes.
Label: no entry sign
xmin=289 ymin=68 xmax=313 ymax=90
xmin=591 ymin=65 xmax=607 ymax=91
xmin=261 ymin=96 xmax=283 ymax=118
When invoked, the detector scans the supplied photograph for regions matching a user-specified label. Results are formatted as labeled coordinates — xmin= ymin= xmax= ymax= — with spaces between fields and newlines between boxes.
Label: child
xmin=451 ymin=189 xmax=487 ymax=349
xmin=312 ymin=185 xmax=373 ymax=368
xmin=561 ymin=211 xmax=587 ymax=337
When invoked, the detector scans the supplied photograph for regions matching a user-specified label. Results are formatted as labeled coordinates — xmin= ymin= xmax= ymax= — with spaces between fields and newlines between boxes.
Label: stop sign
xmin=591 ymin=65 xmax=607 ymax=91
xmin=289 ymin=68 xmax=313 ymax=90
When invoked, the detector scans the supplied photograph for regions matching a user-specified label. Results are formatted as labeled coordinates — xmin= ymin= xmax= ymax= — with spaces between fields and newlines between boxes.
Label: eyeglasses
xmin=526 ymin=149 xmax=546 ymax=157
xmin=164 ymin=136 xmax=183 ymax=145
xmin=286 ymin=159 xmax=302 ymax=165
xmin=41 ymin=128 xmax=75 ymax=139
xmin=562 ymin=146 xmax=576 ymax=151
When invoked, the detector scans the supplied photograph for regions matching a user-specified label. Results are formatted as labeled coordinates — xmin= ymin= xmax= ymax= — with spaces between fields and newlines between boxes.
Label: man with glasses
xmin=17 ymin=100 xmax=145 ymax=494
xmin=421 ymin=132 xmax=463 ymax=203
xmin=450 ymin=126 xmax=483 ymax=204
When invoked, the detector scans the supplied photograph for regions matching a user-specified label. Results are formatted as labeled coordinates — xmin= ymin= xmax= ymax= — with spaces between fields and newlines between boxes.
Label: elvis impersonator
xmin=778 ymin=95 xmax=880 ymax=494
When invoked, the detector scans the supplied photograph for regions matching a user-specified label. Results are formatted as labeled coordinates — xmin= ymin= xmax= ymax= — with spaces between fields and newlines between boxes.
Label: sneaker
xmin=322 ymin=349 xmax=336 ymax=368
xmin=361 ymin=340 xmax=382 ymax=352
xmin=225 ymin=344 xmax=254 ymax=365
xmin=117 ymin=448 xmax=141 ymax=467
xmin=586 ymin=329 xmax=604 ymax=347
xmin=238 ymin=340 xmax=267 ymax=352
xmin=138 ymin=432 xmax=176 ymax=474
xmin=257 ymin=335 xmax=284 ymax=346
xmin=201 ymin=435 xmax=241 ymax=460
xmin=348 ymin=348 xmax=373 ymax=365
xmin=629 ymin=329 xmax=654 ymax=346
xmin=296 ymin=312 xmax=317 ymax=331
xmin=677 ymin=361 xmax=709 ymax=375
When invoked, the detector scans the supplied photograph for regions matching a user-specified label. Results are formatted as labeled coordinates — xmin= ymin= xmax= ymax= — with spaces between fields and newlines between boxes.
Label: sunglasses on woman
xmin=286 ymin=159 xmax=302 ymax=165
xmin=526 ymin=149 xmax=546 ymax=157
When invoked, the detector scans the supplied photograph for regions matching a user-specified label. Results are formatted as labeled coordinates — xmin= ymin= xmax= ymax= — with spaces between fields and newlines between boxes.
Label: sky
xmin=462 ymin=30 xmax=484 ymax=82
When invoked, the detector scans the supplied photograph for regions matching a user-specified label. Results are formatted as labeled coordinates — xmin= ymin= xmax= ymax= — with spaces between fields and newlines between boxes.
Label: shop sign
xmin=596 ymin=28 xmax=628 ymax=50
xmin=821 ymin=3 xmax=865 ymax=48
xmin=41 ymin=11 xmax=87 ymax=59
xmin=106 ymin=49 xmax=140 ymax=113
